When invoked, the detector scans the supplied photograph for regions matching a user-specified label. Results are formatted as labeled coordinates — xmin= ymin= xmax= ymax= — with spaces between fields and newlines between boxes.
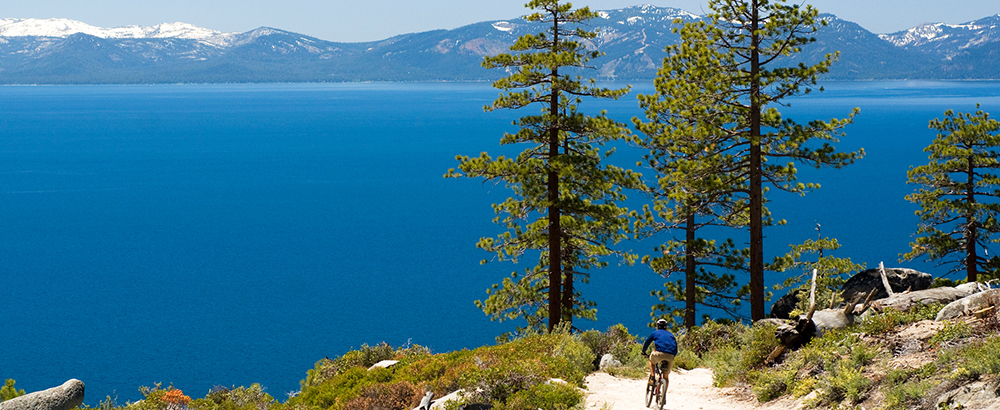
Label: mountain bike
xmin=644 ymin=359 xmax=669 ymax=409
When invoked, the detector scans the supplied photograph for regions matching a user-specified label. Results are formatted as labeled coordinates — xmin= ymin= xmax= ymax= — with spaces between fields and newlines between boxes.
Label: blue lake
xmin=0 ymin=81 xmax=998 ymax=404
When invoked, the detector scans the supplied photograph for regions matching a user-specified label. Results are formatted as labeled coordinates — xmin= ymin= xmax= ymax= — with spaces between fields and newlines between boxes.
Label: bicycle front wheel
xmin=644 ymin=378 xmax=655 ymax=408
xmin=656 ymin=378 xmax=667 ymax=409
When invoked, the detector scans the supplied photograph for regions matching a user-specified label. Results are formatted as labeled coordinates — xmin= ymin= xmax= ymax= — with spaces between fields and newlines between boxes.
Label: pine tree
xmin=770 ymin=237 xmax=865 ymax=313
xmin=648 ymin=0 xmax=863 ymax=320
xmin=903 ymin=105 xmax=1000 ymax=282
xmin=633 ymin=19 xmax=751 ymax=328
xmin=447 ymin=0 xmax=638 ymax=332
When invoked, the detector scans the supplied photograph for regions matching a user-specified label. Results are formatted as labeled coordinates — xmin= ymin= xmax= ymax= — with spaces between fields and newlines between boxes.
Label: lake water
xmin=0 ymin=81 xmax=998 ymax=404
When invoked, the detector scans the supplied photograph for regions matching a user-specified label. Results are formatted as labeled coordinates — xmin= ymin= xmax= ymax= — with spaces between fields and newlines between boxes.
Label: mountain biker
xmin=641 ymin=318 xmax=678 ymax=388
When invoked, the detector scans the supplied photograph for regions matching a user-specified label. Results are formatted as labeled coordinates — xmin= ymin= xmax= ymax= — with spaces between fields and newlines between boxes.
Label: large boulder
xmin=937 ymin=289 xmax=1000 ymax=321
xmin=598 ymin=353 xmax=621 ymax=370
xmin=0 ymin=380 xmax=84 ymax=410
xmin=870 ymin=286 xmax=978 ymax=313
xmin=770 ymin=289 xmax=803 ymax=319
xmin=841 ymin=268 xmax=932 ymax=302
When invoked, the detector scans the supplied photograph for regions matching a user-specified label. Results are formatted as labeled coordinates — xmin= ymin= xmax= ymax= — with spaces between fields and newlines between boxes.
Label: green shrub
xmin=460 ymin=362 xmax=544 ymax=406
xmin=340 ymin=381 xmax=420 ymax=410
xmin=191 ymin=384 xmax=276 ymax=410
xmin=746 ymin=368 xmax=796 ymax=402
xmin=929 ymin=321 xmax=971 ymax=348
xmin=1 ymin=379 xmax=25 ymax=402
xmin=672 ymin=349 xmax=702 ymax=370
xmin=938 ymin=335 xmax=1000 ymax=379
xmin=496 ymin=382 xmax=582 ymax=410
xmin=580 ymin=324 xmax=638 ymax=370
xmin=882 ymin=378 xmax=934 ymax=410
xmin=704 ymin=345 xmax=743 ymax=387
xmin=678 ymin=320 xmax=744 ymax=356
xmin=858 ymin=304 xmax=943 ymax=335
xmin=820 ymin=360 xmax=871 ymax=404
xmin=303 ymin=343 xmax=397 ymax=388
xmin=290 ymin=334 xmax=592 ymax=410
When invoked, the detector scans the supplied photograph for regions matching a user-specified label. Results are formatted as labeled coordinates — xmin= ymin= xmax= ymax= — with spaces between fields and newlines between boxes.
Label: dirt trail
xmin=583 ymin=369 xmax=802 ymax=410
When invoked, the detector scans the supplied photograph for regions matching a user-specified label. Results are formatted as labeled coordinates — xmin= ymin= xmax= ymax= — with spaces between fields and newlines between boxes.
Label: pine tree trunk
xmin=546 ymin=14 xmax=562 ymax=332
xmin=685 ymin=210 xmax=697 ymax=329
xmin=748 ymin=0 xmax=765 ymax=321
xmin=967 ymin=155 xmax=978 ymax=282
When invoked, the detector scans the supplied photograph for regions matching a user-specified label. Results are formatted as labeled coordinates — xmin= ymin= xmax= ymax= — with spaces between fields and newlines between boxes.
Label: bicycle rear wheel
xmin=656 ymin=378 xmax=667 ymax=409
xmin=644 ymin=378 xmax=655 ymax=407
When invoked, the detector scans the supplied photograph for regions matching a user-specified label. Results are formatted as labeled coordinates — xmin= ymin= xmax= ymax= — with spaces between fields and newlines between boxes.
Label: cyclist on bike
xmin=641 ymin=318 xmax=678 ymax=387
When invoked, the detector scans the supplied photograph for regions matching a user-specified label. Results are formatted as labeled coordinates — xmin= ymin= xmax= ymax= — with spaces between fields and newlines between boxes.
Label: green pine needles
xmin=633 ymin=0 xmax=864 ymax=322
xmin=903 ymin=104 xmax=1000 ymax=282
xmin=447 ymin=0 xmax=640 ymax=333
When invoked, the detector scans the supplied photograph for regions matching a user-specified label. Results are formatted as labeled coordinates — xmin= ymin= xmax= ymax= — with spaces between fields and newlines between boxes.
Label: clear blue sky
xmin=7 ymin=0 xmax=999 ymax=42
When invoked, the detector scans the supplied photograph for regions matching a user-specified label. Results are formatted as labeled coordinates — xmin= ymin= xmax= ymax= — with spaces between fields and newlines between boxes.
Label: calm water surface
xmin=0 ymin=81 xmax=998 ymax=403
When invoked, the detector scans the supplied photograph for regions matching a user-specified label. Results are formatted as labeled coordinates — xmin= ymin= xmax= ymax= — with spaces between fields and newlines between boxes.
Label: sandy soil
xmin=583 ymin=369 xmax=803 ymax=410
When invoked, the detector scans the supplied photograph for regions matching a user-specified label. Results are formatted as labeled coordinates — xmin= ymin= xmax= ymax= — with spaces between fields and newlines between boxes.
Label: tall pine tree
xmin=633 ymin=19 xmax=750 ymax=328
xmin=640 ymin=0 xmax=863 ymax=320
xmin=904 ymin=105 xmax=1000 ymax=282
xmin=447 ymin=0 xmax=638 ymax=332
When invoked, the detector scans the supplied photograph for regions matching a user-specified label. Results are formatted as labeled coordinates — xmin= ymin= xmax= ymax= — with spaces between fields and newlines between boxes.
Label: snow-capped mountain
xmin=0 ymin=6 xmax=997 ymax=84
xmin=0 ymin=18 xmax=226 ymax=39
xmin=879 ymin=14 xmax=1000 ymax=58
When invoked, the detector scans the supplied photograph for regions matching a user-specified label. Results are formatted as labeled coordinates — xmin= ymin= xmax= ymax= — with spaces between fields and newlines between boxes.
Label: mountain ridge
xmin=0 ymin=6 xmax=998 ymax=84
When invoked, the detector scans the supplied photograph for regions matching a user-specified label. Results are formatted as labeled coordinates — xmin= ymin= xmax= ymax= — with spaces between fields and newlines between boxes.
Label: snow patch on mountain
xmin=491 ymin=21 xmax=515 ymax=32
xmin=0 ymin=18 xmax=227 ymax=39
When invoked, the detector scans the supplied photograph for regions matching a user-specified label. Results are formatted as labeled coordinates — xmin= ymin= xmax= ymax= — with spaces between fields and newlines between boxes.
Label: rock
xmin=936 ymin=379 xmax=1000 ymax=410
xmin=598 ymin=354 xmax=621 ymax=370
xmin=368 ymin=360 xmax=399 ymax=370
xmin=0 ymin=379 xmax=85 ymax=410
xmin=896 ymin=320 xmax=944 ymax=340
xmin=770 ymin=289 xmax=803 ymax=319
xmin=937 ymin=289 xmax=1000 ymax=321
xmin=871 ymin=286 xmax=977 ymax=313
xmin=841 ymin=268 xmax=932 ymax=302
xmin=811 ymin=309 xmax=856 ymax=337
xmin=956 ymin=282 xmax=983 ymax=294
xmin=421 ymin=390 xmax=462 ymax=410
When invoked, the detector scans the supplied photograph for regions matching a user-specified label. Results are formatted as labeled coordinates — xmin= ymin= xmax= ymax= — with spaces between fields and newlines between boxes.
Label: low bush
xmin=1 ymin=379 xmax=25 ymax=402
xmin=192 ymin=384 xmax=276 ymax=410
xmin=857 ymin=304 xmax=943 ymax=335
xmin=289 ymin=333 xmax=594 ymax=410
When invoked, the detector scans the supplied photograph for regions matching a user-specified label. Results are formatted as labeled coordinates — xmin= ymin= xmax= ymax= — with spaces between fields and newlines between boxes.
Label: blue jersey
xmin=642 ymin=329 xmax=678 ymax=356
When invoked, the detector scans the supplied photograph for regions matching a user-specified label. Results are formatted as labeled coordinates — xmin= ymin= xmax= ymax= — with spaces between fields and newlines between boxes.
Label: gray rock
xmin=598 ymin=353 xmax=621 ymax=370
xmin=0 ymin=379 xmax=84 ymax=410
xmin=367 ymin=360 xmax=399 ymax=370
xmin=936 ymin=379 xmax=1000 ymax=410
xmin=770 ymin=289 xmax=803 ymax=319
xmin=956 ymin=282 xmax=983 ymax=294
xmin=811 ymin=309 xmax=856 ymax=337
xmin=841 ymin=268 xmax=932 ymax=302
xmin=871 ymin=286 xmax=976 ymax=313
xmin=937 ymin=289 xmax=1000 ymax=321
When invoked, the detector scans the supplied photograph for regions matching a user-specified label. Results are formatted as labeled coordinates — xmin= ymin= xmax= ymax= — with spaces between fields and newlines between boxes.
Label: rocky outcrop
xmin=0 ymin=379 xmax=84 ymax=410
xmin=937 ymin=289 xmax=1000 ymax=321
xmin=841 ymin=268 xmax=932 ymax=302
xmin=935 ymin=379 xmax=1000 ymax=410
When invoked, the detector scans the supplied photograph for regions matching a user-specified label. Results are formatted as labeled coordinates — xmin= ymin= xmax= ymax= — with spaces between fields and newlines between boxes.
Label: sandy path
xmin=583 ymin=369 xmax=801 ymax=410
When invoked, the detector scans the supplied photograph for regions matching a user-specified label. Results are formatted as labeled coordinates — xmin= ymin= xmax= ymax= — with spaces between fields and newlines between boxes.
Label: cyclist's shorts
xmin=649 ymin=351 xmax=675 ymax=372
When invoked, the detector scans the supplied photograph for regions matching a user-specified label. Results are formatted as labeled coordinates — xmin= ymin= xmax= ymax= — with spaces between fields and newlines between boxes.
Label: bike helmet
xmin=655 ymin=318 xmax=668 ymax=329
